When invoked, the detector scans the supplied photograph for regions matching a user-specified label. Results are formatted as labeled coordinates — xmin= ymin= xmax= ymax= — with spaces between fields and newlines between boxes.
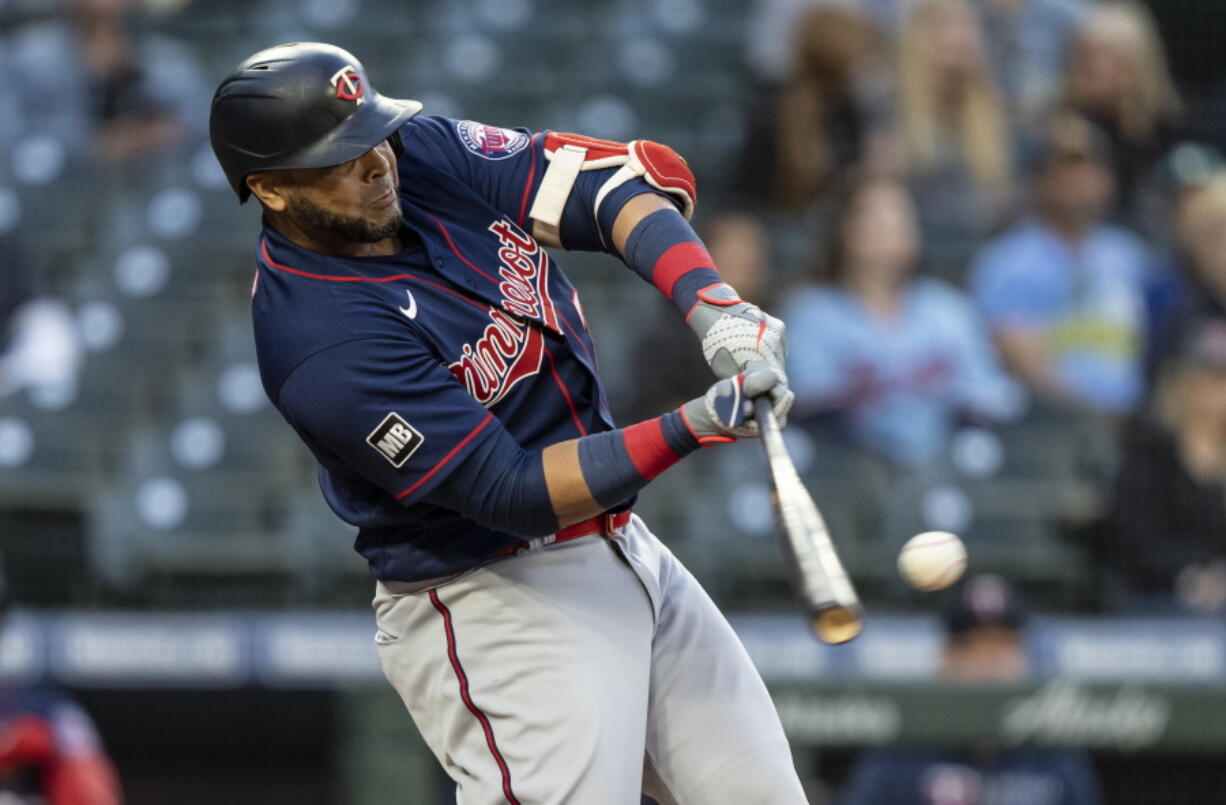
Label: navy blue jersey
xmin=252 ymin=116 xmax=671 ymax=582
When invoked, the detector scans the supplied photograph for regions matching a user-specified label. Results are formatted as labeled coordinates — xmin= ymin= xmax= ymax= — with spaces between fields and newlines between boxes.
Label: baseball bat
xmin=753 ymin=396 xmax=864 ymax=644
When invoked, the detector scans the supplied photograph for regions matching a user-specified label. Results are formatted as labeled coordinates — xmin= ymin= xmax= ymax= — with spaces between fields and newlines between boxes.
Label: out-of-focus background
xmin=1 ymin=0 xmax=1226 ymax=802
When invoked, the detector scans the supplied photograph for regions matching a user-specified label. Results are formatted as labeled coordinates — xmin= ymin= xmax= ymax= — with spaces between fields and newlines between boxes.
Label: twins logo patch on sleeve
xmin=456 ymin=120 xmax=530 ymax=160
xmin=366 ymin=413 xmax=425 ymax=468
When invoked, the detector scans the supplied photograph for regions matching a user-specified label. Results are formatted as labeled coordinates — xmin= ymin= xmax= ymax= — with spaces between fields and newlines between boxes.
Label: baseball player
xmin=210 ymin=43 xmax=806 ymax=804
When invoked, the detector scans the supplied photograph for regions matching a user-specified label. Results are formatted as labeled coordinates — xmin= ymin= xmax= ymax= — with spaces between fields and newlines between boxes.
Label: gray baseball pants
xmin=371 ymin=515 xmax=807 ymax=804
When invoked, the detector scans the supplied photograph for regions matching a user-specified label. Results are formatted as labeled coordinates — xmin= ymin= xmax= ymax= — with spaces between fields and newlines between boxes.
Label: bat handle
xmin=752 ymin=394 xmax=777 ymax=434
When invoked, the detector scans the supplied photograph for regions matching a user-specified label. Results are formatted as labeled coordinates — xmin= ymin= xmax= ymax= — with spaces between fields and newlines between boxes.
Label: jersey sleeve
xmin=402 ymin=116 xmax=544 ymax=228
xmin=401 ymin=115 xmax=686 ymax=252
xmin=277 ymin=335 xmax=508 ymax=508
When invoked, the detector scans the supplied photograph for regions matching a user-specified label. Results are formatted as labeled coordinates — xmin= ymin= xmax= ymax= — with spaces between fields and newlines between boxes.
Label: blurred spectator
xmin=890 ymin=0 xmax=1016 ymax=252
xmin=1101 ymin=321 xmax=1226 ymax=614
xmin=1134 ymin=0 xmax=1226 ymax=143
xmin=0 ymin=562 xmax=122 ymax=804
xmin=0 ymin=687 xmax=122 ymax=804
xmin=0 ymin=233 xmax=79 ymax=399
xmin=0 ymin=0 xmax=207 ymax=167
xmin=783 ymin=175 xmax=1019 ymax=469
xmin=1059 ymin=0 xmax=1182 ymax=225
xmin=623 ymin=213 xmax=772 ymax=422
xmin=772 ymin=3 xmax=889 ymax=212
xmin=1145 ymin=170 xmax=1226 ymax=379
xmin=981 ymin=0 xmax=1087 ymax=127
xmin=839 ymin=575 xmax=1103 ymax=805
xmin=746 ymin=0 xmax=894 ymax=84
xmin=970 ymin=115 xmax=1151 ymax=415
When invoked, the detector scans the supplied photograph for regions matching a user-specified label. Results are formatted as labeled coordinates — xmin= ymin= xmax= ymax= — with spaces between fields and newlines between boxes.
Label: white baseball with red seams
xmin=898 ymin=530 xmax=968 ymax=591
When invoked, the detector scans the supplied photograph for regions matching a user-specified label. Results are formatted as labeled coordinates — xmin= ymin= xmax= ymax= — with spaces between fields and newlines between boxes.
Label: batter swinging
xmin=209 ymin=43 xmax=806 ymax=804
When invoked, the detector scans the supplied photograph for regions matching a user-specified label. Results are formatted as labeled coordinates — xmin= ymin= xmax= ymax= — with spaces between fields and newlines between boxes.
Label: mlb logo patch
xmin=456 ymin=120 xmax=529 ymax=160
xmin=366 ymin=413 xmax=424 ymax=468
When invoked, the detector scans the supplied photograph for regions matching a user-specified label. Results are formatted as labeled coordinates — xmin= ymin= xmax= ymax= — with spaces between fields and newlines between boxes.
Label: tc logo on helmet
xmin=330 ymin=65 xmax=366 ymax=105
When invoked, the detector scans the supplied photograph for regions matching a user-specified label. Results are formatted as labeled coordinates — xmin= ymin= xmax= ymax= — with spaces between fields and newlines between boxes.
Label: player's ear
xmin=246 ymin=172 xmax=289 ymax=212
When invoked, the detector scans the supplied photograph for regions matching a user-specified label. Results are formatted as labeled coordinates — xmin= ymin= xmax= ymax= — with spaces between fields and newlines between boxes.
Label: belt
xmin=493 ymin=510 xmax=632 ymax=558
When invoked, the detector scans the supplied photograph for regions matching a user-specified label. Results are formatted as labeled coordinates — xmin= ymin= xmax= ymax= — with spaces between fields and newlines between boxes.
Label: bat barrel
xmin=752 ymin=395 xmax=865 ymax=645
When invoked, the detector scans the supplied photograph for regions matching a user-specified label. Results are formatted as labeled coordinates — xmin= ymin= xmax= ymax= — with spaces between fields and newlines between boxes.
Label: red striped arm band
xmin=576 ymin=410 xmax=699 ymax=510
xmin=621 ymin=209 xmax=723 ymax=314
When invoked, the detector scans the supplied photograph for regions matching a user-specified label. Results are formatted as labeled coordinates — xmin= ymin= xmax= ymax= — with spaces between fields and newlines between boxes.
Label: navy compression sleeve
xmin=422 ymin=411 xmax=699 ymax=536
xmin=621 ymin=209 xmax=723 ymax=315
xmin=553 ymin=172 xmax=720 ymax=314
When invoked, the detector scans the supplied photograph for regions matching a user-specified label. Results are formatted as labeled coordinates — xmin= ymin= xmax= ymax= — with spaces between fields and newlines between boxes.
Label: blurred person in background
xmin=770 ymin=3 xmax=890 ymax=213
xmin=839 ymin=575 xmax=1103 ymax=805
xmin=970 ymin=115 xmax=1151 ymax=416
xmin=890 ymin=0 xmax=1016 ymax=260
xmin=0 ymin=566 xmax=121 ymax=805
xmin=1145 ymin=169 xmax=1226 ymax=379
xmin=1059 ymin=0 xmax=1182 ymax=226
xmin=0 ymin=0 xmax=206 ymax=166
xmin=980 ymin=0 xmax=1087 ymax=128
xmin=783 ymin=173 xmax=1019 ymax=470
xmin=0 ymin=232 xmax=80 ymax=399
xmin=1100 ymin=321 xmax=1226 ymax=614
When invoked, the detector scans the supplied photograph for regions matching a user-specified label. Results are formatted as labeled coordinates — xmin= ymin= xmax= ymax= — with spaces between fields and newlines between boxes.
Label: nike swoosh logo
xmin=399 ymin=288 xmax=417 ymax=320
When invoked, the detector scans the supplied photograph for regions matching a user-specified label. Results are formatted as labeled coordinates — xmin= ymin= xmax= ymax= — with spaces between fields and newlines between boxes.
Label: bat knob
xmin=813 ymin=606 xmax=863 ymax=645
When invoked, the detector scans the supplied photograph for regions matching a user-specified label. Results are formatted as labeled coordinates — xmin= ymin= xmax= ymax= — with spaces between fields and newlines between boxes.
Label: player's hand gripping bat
xmin=753 ymin=396 xmax=864 ymax=644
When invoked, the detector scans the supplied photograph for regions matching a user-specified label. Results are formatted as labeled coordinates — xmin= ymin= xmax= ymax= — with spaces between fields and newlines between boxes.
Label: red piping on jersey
xmin=516 ymin=133 xmax=541 ymax=228
xmin=260 ymin=238 xmax=415 ymax=283
xmin=431 ymin=217 xmax=499 ymax=284
xmin=428 ymin=589 xmax=522 ymax=805
xmin=558 ymin=309 xmax=596 ymax=366
xmin=405 ymin=275 xmax=498 ymax=313
xmin=259 ymin=238 xmax=494 ymax=315
xmin=544 ymin=348 xmax=587 ymax=436
xmin=396 ymin=413 xmax=495 ymax=500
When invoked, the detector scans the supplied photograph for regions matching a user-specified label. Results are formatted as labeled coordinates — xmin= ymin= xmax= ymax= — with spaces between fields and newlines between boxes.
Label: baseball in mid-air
xmin=898 ymin=531 xmax=967 ymax=591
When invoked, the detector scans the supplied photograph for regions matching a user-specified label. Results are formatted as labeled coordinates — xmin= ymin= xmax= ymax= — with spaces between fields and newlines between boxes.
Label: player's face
xmin=282 ymin=140 xmax=402 ymax=244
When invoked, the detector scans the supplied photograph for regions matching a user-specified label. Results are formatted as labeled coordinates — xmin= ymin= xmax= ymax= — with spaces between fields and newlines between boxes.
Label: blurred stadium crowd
xmin=0 ymin=0 xmax=1225 ymax=619
xmin=0 ymin=0 xmax=1225 ymax=802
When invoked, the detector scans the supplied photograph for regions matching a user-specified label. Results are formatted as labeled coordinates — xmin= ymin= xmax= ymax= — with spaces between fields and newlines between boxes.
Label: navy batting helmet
xmin=209 ymin=42 xmax=422 ymax=203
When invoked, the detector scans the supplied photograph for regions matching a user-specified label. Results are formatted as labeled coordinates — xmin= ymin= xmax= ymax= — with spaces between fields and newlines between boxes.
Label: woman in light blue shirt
xmin=784 ymin=175 xmax=1021 ymax=468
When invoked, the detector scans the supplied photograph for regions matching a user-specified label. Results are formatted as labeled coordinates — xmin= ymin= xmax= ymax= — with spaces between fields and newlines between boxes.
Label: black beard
xmin=287 ymin=191 xmax=401 ymax=244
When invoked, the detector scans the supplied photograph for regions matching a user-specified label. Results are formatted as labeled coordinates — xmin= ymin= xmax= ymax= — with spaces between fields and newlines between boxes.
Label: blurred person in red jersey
xmin=1059 ymin=0 xmax=1182 ymax=226
xmin=839 ymin=575 xmax=1102 ymax=805
xmin=889 ymin=0 xmax=1017 ymax=266
xmin=0 ymin=567 xmax=121 ymax=805
xmin=1100 ymin=321 xmax=1226 ymax=614
xmin=0 ymin=0 xmax=206 ymax=167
